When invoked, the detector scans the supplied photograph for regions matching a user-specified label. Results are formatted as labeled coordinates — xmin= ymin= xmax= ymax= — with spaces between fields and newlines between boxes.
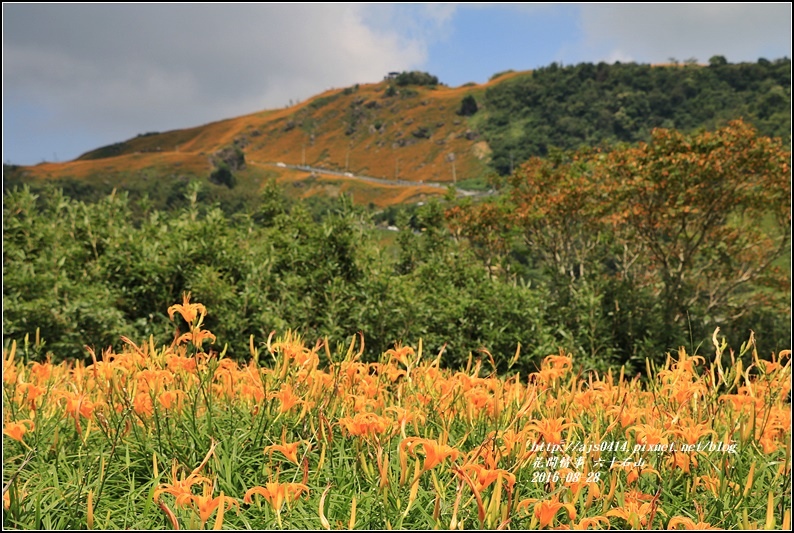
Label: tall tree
xmin=603 ymin=120 xmax=790 ymax=325
xmin=449 ymin=120 xmax=791 ymax=361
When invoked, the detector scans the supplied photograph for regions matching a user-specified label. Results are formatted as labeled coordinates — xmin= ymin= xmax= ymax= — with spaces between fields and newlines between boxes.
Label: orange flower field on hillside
xmin=2 ymin=296 xmax=791 ymax=530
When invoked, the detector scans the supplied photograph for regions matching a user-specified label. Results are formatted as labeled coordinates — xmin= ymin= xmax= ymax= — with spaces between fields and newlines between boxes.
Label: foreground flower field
xmin=2 ymin=296 xmax=791 ymax=529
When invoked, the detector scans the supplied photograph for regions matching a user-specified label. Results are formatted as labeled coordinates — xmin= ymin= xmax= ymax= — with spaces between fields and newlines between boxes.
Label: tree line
xmin=448 ymin=120 xmax=791 ymax=368
xmin=4 ymin=122 xmax=790 ymax=374
xmin=480 ymin=57 xmax=790 ymax=175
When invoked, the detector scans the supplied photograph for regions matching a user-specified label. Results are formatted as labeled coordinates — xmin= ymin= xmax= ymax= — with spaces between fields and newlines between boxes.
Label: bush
xmin=2 ymin=187 xmax=558 ymax=369
xmin=458 ymin=95 xmax=479 ymax=116
xmin=394 ymin=71 xmax=439 ymax=87
xmin=209 ymin=162 xmax=236 ymax=188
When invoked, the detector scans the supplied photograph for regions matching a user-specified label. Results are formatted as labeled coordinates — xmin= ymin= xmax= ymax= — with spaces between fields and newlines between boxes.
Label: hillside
xmin=4 ymin=58 xmax=789 ymax=208
xmin=480 ymin=57 xmax=791 ymax=173
xmin=7 ymin=74 xmax=512 ymax=208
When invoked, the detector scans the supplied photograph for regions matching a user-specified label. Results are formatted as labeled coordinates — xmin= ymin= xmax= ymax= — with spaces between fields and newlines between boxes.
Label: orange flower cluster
xmin=2 ymin=298 xmax=790 ymax=529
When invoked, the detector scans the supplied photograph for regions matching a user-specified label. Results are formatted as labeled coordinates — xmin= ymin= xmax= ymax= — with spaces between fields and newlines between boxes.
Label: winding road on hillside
xmin=248 ymin=160 xmax=489 ymax=198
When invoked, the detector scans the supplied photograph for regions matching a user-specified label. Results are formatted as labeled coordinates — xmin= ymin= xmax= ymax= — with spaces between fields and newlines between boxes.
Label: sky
xmin=3 ymin=3 xmax=791 ymax=166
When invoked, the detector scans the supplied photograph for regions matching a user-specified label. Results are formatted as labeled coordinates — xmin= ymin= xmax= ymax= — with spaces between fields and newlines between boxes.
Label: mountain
xmin=5 ymin=58 xmax=789 ymax=209
xmin=5 ymin=73 xmax=512 ymax=208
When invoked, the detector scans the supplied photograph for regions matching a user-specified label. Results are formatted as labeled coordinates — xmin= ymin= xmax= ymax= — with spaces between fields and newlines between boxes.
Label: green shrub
xmin=458 ymin=95 xmax=479 ymax=116
xmin=209 ymin=162 xmax=236 ymax=188
xmin=394 ymin=71 xmax=439 ymax=87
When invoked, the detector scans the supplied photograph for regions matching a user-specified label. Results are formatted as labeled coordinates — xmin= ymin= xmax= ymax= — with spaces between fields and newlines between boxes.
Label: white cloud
xmin=3 ymin=4 xmax=428 ymax=160
xmin=358 ymin=3 xmax=458 ymax=47
xmin=578 ymin=4 xmax=792 ymax=64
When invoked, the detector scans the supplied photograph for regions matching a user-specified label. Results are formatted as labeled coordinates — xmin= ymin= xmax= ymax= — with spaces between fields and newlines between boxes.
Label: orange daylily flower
xmin=133 ymin=392 xmax=154 ymax=417
xmin=628 ymin=423 xmax=670 ymax=446
xmin=569 ymin=516 xmax=611 ymax=529
xmin=158 ymin=390 xmax=185 ymax=411
xmin=243 ymin=482 xmax=309 ymax=512
xmin=400 ymin=437 xmax=460 ymax=472
xmin=532 ymin=351 xmax=574 ymax=383
xmin=154 ymin=461 xmax=213 ymax=507
xmin=527 ymin=417 xmax=580 ymax=445
xmin=267 ymin=332 xmax=321 ymax=372
xmin=755 ymin=414 xmax=789 ymax=454
xmin=462 ymin=463 xmax=516 ymax=493
xmin=607 ymin=404 xmax=643 ymax=429
xmin=623 ymin=489 xmax=656 ymax=504
xmin=667 ymin=516 xmax=721 ymax=530
xmin=3 ymin=365 xmax=18 ymax=386
xmin=666 ymin=380 xmax=708 ymax=405
xmin=669 ymin=351 xmax=705 ymax=374
xmin=666 ymin=452 xmax=698 ymax=474
xmin=557 ymin=467 xmax=601 ymax=499
xmin=338 ymin=412 xmax=393 ymax=440
xmin=58 ymin=390 xmax=98 ymax=421
xmin=670 ymin=420 xmax=716 ymax=445
xmin=271 ymin=384 xmax=302 ymax=414
xmin=239 ymin=383 xmax=266 ymax=404
xmin=692 ymin=475 xmax=739 ymax=497
xmin=467 ymin=445 xmax=501 ymax=471
xmin=167 ymin=355 xmax=198 ymax=373
xmin=2 ymin=488 xmax=26 ymax=511
xmin=3 ymin=419 xmax=34 ymax=442
xmin=518 ymin=495 xmax=577 ymax=528
xmin=190 ymin=485 xmax=239 ymax=528
xmin=168 ymin=292 xmax=207 ymax=325
xmin=265 ymin=434 xmax=305 ymax=465
xmin=385 ymin=406 xmax=425 ymax=428
xmin=718 ymin=393 xmax=758 ymax=413
xmin=606 ymin=499 xmax=664 ymax=528
xmin=176 ymin=327 xmax=217 ymax=347
xmin=380 ymin=364 xmax=407 ymax=383
xmin=28 ymin=360 xmax=54 ymax=385
xmin=491 ymin=427 xmax=530 ymax=457
xmin=757 ymin=433 xmax=782 ymax=454
xmin=15 ymin=383 xmax=46 ymax=410
xmin=611 ymin=462 xmax=660 ymax=485
xmin=4 ymin=296 xmax=791 ymax=532
xmin=385 ymin=344 xmax=416 ymax=368
xmin=136 ymin=369 xmax=174 ymax=394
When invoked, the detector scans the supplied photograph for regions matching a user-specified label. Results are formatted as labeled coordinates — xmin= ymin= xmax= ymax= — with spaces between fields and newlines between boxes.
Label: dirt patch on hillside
xmin=471 ymin=141 xmax=491 ymax=160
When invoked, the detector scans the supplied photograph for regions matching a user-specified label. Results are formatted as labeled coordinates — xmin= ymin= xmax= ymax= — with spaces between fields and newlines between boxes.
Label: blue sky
xmin=3 ymin=3 xmax=791 ymax=166
xmin=421 ymin=5 xmax=583 ymax=85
